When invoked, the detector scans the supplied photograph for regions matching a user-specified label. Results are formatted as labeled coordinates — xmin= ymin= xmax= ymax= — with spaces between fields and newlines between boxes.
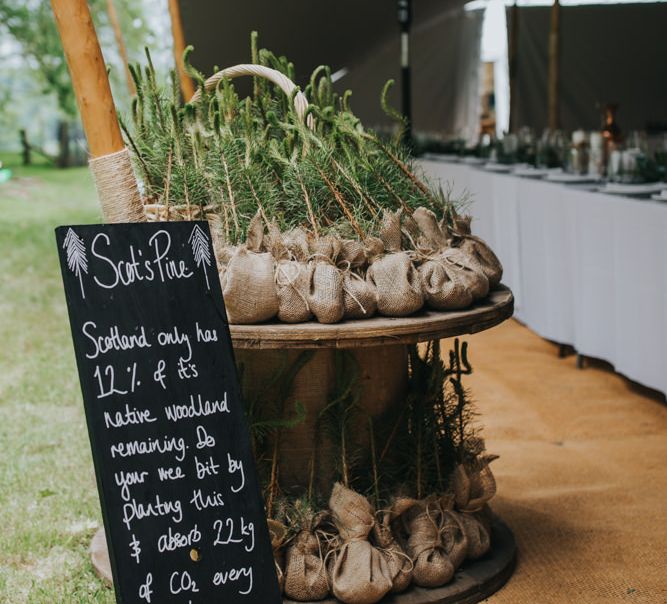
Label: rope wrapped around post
xmin=89 ymin=148 xmax=145 ymax=223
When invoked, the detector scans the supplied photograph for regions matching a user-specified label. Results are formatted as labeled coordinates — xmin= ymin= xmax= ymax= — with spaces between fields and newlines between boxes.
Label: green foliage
xmin=0 ymin=0 xmax=77 ymax=117
xmin=241 ymin=351 xmax=313 ymax=463
xmin=317 ymin=352 xmax=363 ymax=490
xmin=374 ymin=339 xmax=485 ymax=503
xmin=122 ymin=34 xmax=461 ymax=244
xmin=0 ymin=0 xmax=153 ymax=118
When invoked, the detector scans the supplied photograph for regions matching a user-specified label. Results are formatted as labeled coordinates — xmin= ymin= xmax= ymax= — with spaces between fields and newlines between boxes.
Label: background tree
xmin=0 ymin=0 xmax=160 ymax=167
xmin=0 ymin=0 xmax=78 ymax=166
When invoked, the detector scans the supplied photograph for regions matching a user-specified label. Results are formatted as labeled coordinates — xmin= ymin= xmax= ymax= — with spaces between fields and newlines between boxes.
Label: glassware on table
xmin=588 ymin=132 xmax=604 ymax=178
xmin=570 ymin=130 xmax=589 ymax=175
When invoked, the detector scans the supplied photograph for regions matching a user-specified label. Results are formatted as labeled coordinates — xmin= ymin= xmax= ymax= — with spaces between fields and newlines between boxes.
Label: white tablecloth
xmin=419 ymin=159 xmax=667 ymax=396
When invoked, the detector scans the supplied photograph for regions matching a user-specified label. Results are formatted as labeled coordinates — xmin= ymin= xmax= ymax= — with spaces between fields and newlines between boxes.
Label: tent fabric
xmin=180 ymin=0 xmax=483 ymax=141
xmin=179 ymin=0 xmax=465 ymax=85
xmin=512 ymin=3 xmax=667 ymax=132
xmin=334 ymin=8 xmax=484 ymax=141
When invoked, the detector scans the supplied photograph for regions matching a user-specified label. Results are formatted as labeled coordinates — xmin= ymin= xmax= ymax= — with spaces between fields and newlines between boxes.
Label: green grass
xmin=0 ymin=155 xmax=115 ymax=602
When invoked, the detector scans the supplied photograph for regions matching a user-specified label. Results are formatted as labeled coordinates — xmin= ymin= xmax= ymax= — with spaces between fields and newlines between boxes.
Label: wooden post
xmin=508 ymin=2 xmax=519 ymax=132
xmin=547 ymin=0 xmax=561 ymax=130
xmin=51 ymin=0 xmax=145 ymax=222
xmin=106 ymin=0 xmax=136 ymax=96
xmin=168 ymin=0 xmax=195 ymax=101
xmin=51 ymin=0 xmax=124 ymax=158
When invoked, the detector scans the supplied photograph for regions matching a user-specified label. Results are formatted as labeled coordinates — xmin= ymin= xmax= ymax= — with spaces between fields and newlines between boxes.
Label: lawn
xmin=0 ymin=154 xmax=116 ymax=603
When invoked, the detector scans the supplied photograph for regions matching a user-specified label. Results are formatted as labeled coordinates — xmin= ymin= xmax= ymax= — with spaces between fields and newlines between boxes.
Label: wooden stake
xmin=105 ymin=0 xmax=135 ymax=96
xmin=508 ymin=1 xmax=520 ymax=132
xmin=548 ymin=0 xmax=561 ymax=130
xmin=51 ymin=0 xmax=124 ymax=158
xmin=168 ymin=0 xmax=195 ymax=101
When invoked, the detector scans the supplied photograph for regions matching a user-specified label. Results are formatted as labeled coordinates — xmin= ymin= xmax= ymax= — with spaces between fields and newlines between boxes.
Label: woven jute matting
xmin=463 ymin=320 xmax=667 ymax=604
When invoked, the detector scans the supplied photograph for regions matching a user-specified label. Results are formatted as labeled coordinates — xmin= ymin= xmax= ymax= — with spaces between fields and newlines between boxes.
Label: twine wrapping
xmin=89 ymin=148 xmax=145 ymax=223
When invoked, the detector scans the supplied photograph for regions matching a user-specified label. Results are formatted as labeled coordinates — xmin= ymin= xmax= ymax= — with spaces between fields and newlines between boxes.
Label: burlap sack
xmin=366 ymin=211 xmax=423 ymax=317
xmin=439 ymin=506 xmax=469 ymax=570
xmin=412 ymin=207 xmax=449 ymax=251
xmin=453 ymin=455 xmax=498 ymax=513
xmin=394 ymin=497 xmax=456 ymax=588
xmin=220 ymin=212 xmax=279 ymax=324
xmin=372 ymin=511 xmax=413 ymax=593
xmin=266 ymin=223 xmax=312 ymax=323
xmin=451 ymin=213 xmax=503 ymax=288
xmin=328 ymin=483 xmax=393 ymax=604
xmin=340 ymin=270 xmax=378 ymax=320
xmin=144 ymin=202 xmax=208 ymax=222
xmin=419 ymin=259 xmax=473 ymax=310
xmin=454 ymin=510 xmax=491 ymax=560
xmin=452 ymin=213 xmax=473 ymax=236
xmin=309 ymin=236 xmax=345 ymax=324
xmin=457 ymin=235 xmax=503 ymax=288
xmin=267 ymin=519 xmax=288 ymax=593
xmin=339 ymin=239 xmax=368 ymax=269
xmin=413 ymin=207 xmax=487 ymax=307
xmin=283 ymin=227 xmax=311 ymax=262
xmin=441 ymin=247 xmax=490 ymax=301
xmin=284 ymin=529 xmax=330 ymax=601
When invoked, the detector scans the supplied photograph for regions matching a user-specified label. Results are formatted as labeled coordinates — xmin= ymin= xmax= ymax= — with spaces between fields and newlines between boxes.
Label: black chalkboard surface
xmin=56 ymin=221 xmax=281 ymax=603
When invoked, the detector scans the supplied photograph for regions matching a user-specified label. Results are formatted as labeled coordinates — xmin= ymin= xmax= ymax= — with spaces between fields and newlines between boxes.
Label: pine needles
xmin=121 ymin=35 xmax=461 ymax=244
xmin=372 ymin=338 xmax=486 ymax=503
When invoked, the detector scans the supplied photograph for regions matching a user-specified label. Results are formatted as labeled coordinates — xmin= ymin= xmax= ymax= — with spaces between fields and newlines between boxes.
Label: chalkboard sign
xmin=56 ymin=221 xmax=281 ymax=603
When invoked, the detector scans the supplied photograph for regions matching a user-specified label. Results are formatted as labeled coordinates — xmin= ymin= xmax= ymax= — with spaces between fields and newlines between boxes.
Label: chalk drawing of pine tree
xmin=63 ymin=228 xmax=88 ymax=299
xmin=188 ymin=224 xmax=211 ymax=290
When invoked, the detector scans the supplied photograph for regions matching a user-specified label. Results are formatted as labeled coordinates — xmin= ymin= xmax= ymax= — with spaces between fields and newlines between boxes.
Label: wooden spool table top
xmin=230 ymin=286 xmax=514 ymax=350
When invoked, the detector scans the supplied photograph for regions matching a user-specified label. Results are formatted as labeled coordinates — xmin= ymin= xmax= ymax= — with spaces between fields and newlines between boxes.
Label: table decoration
xmin=50 ymin=9 xmax=516 ymax=599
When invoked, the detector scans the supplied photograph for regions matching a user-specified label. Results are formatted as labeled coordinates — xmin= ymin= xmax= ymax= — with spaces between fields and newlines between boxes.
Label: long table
xmin=419 ymin=159 xmax=667 ymax=397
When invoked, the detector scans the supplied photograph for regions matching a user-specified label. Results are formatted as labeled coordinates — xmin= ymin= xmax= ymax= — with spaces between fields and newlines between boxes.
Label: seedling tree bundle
xmin=122 ymin=34 xmax=503 ymax=324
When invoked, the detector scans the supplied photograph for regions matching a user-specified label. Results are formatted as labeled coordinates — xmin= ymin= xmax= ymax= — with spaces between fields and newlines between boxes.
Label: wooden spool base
xmin=90 ymin=516 xmax=516 ymax=603
xmin=233 ymin=286 xmax=513 ymax=492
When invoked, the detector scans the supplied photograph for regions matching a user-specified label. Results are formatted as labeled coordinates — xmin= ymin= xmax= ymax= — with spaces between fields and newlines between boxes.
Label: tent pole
xmin=397 ymin=0 xmax=413 ymax=145
xmin=51 ymin=0 xmax=124 ymax=158
xmin=547 ymin=0 xmax=561 ymax=130
xmin=168 ymin=0 xmax=195 ymax=101
xmin=51 ymin=0 xmax=145 ymax=222
xmin=508 ymin=1 xmax=519 ymax=132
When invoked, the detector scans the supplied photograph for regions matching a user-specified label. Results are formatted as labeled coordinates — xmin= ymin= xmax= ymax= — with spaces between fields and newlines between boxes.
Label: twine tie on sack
xmin=339 ymin=261 xmax=368 ymax=316
xmin=275 ymin=263 xmax=311 ymax=312
xmin=376 ymin=545 xmax=414 ymax=573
